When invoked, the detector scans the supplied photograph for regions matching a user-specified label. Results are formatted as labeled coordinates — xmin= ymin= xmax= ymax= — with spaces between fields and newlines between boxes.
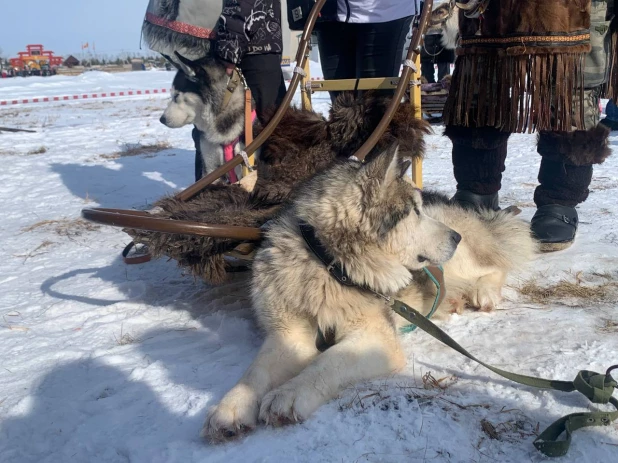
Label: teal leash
xmin=400 ymin=265 xmax=443 ymax=333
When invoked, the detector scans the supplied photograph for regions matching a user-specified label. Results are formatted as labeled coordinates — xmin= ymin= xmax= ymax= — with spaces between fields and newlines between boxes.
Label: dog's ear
xmin=400 ymin=159 xmax=412 ymax=178
xmin=363 ymin=142 xmax=401 ymax=187
xmin=174 ymin=52 xmax=206 ymax=79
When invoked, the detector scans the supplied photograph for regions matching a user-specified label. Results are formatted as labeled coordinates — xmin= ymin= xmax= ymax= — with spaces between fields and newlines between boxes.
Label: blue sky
xmin=1 ymin=1 xmax=149 ymax=58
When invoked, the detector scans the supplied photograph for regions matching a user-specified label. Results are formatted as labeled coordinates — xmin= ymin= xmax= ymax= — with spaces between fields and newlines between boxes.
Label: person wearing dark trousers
xmin=420 ymin=31 xmax=454 ymax=83
xmin=418 ymin=0 xmax=456 ymax=84
xmin=194 ymin=0 xmax=287 ymax=181
xmin=316 ymin=0 xmax=421 ymax=102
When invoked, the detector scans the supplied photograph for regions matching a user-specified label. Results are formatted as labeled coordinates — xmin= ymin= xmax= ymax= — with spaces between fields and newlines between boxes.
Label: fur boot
xmin=535 ymin=125 xmax=611 ymax=207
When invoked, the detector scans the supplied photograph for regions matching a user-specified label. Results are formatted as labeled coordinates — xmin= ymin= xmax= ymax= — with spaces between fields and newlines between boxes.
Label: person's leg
xmin=532 ymin=0 xmax=613 ymax=251
xmin=356 ymin=16 xmax=413 ymax=80
xmin=239 ymin=53 xmax=287 ymax=124
xmin=421 ymin=60 xmax=437 ymax=83
xmin=445 ymin=126 xmax=509 ymax=211
xmin=316 ymin=22 xmax=356 ymax=103
xmin=437 ymin=61 xmax=450 ymax=81
xmin=192 ymin=126 xmax=204 ymax=182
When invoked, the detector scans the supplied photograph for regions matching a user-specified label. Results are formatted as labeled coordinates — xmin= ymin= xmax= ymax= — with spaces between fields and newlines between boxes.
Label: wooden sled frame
xmin=82 ymin=0 xmax=434 ymax=243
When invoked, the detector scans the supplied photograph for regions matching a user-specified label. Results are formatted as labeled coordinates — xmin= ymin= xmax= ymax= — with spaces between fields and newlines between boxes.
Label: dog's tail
xmin=478 ymin=209 xmax=539 ymax=271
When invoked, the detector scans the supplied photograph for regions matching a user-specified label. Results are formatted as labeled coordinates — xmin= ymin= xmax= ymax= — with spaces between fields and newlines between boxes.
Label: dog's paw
xmin=201 ymin=385 xmax=259 ymax=443
xmin=258 ymin=383 xmax=322 ymax=427
xmin=447 ymin=296 xmax=465 ymax=315
xmin=468 ymin=286 xmax=501 ymax=312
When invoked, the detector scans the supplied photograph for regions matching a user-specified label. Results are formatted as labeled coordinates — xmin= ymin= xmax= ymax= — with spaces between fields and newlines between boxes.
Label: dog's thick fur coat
xmin=160 ymin=59 xmax=245 ymax=179
xmin=202 ymin=145 xmax=537 ymax=441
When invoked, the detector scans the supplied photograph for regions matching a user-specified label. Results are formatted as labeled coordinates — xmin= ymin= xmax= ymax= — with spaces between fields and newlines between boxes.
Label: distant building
xmin=64 ymin=55 xmax=80 ymax=68
xmin=131 ymin=59 xmax=146 ymax=71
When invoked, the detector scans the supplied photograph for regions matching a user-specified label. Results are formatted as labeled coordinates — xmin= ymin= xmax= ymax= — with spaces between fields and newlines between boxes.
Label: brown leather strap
xmin=222 ymin=68 xmax=241 ymax=109
xmin=122 ymin=242 xmax=152 ymax=265
xmin=245 ymin=88 xmax=253 ymax=146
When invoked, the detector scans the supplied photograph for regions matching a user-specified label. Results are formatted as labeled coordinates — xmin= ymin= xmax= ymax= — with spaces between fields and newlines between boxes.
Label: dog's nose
xmin=451 ymin=231 xmax=462 ymax=245
xmin=159 ymin=115 xmax=167 ymax=125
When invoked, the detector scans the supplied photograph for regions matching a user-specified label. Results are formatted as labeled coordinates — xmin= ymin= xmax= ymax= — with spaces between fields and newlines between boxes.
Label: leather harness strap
xmin=222 ymin=68 xmax=241 ymax=110
xmin=299 ymin=219 xmax=445 ymax=310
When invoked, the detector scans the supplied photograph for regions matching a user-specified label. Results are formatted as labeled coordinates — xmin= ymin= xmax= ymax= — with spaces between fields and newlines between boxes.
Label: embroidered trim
xmin=460 ymin=33 xmax=590 ymax=47
xmin=145 ymin=13 xmax=216 ymax=39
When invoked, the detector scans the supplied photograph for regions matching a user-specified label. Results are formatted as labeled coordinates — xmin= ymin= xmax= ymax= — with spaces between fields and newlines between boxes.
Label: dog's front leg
xmin=199 ymin=137 xmax=224 ymax=179
xmin=203 ymin=321 xmax=319 ymax=442
xmin=259 ymin=317 xmax=405 ymax=426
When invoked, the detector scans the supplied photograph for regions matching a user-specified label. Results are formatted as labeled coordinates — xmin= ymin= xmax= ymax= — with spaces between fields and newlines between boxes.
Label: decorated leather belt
xmin=459 ymin=30 xmax=591 ymax=50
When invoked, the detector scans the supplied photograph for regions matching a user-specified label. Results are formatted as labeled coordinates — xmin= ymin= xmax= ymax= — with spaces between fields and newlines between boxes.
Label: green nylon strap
xmin=391 ymin=299 xmax=618 ymax=457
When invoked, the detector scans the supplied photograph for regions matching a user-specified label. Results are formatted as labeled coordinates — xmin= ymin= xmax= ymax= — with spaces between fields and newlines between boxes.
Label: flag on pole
xmin=82 ymin=43 xmax=89 ymax=49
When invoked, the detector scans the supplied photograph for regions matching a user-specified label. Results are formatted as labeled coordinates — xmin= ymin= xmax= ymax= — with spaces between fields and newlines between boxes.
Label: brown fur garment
xmin=126 ymin=92 xmax=431 ymax=285
xmin=126 ymin=185 xmax=277 ymax=284
xmin=458 ymin=0 xmax=590 ymax=38
xmin=537 ymin=125 xmax=612 ymax=166
xmin=446 ymin=0 xmax=592 ymax=133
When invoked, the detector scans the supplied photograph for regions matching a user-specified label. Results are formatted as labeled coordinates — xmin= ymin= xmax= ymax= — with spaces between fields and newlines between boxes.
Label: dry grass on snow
xmin=516 ymin=271 xmax=618 ymax=305
xmin=100 ymin=141 xmax=171 ymax=160
xmin=22 ymin=218 xmax=100 ymax=237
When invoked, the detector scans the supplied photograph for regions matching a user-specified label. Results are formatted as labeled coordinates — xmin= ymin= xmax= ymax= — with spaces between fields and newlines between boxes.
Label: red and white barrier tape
xmin=0 ymin=88 xmax=168 ymax=106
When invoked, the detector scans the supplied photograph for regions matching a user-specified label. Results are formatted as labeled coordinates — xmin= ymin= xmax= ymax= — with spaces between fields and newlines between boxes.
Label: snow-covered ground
xmin=0 ymin=70 xmax=617 ymax=463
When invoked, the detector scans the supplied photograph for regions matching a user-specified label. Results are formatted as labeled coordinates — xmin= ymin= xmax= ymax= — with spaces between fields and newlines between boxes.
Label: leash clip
xmin=371 ymin=289 xmax=392 ymax=303
xmin=239 ymin=150 xmax=254 ymax=172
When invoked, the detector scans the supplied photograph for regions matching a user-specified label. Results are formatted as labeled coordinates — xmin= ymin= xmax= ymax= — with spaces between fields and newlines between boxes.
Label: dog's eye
xmin=414 ymin=207 xmax=420 ymax=217
xmin=172 ymin=94 xmax=179 ymax=102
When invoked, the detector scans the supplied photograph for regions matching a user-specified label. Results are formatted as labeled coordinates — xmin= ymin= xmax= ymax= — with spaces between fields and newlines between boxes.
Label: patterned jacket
xmin=215 ymin=0 xmax=283 ymax=65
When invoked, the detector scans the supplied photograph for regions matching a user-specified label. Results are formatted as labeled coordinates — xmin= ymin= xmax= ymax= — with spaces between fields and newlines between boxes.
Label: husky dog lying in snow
xmin=202 ymin=143 xmax=537 ymax=441
xmin=159 ymin=55 xmax=246 ymax=181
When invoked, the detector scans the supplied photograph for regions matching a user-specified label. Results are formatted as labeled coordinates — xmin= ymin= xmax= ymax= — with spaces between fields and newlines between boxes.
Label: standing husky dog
xmin=160 ymin=56 xmax=246 ymax=181
xmin=203 ymin=144 xmax=537 ymax=441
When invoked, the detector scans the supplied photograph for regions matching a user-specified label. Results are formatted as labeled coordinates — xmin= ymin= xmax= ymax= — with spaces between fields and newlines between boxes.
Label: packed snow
xmin=0 ymin=69 xmax=617 ymax=463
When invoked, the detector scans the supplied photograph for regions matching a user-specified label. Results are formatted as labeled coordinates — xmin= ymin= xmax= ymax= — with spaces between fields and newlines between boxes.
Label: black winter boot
xmin=531 ymin=205 xmax=578 ymax=252
xmin=451 ymin=190 xmax=500 ymax=211
xmin=533 ymin=125 xmax=611 ymax=252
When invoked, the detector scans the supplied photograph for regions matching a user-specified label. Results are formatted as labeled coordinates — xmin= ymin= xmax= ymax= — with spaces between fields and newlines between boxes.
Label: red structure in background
xmin=9 ymin=44 xmax=63 ymax=76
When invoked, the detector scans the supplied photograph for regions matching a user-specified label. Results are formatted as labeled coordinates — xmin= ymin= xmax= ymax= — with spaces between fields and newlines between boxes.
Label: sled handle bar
xmin=82 ymin=208 xmax=263 ymax=240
